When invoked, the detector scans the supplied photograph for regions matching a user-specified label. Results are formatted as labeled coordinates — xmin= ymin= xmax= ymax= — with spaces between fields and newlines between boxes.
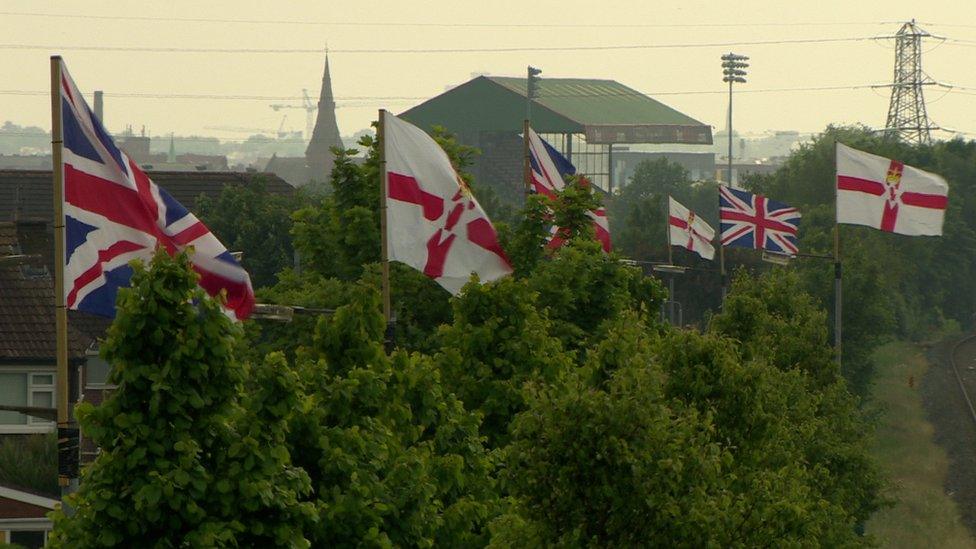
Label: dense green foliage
xmin=286 ymin=288 xmax=497 ymax=546
xmin=50 ymin=251 xmax=312 ymax=548
xmin=746 ymin=126 xmax=976 ymax=391
xmin=62 ymin=124 xmax=899 ymax=546
xmin=196 ymin=177 xmax=312 ymax=289
xmin=606 ymin=128 xmax=976 ymax=394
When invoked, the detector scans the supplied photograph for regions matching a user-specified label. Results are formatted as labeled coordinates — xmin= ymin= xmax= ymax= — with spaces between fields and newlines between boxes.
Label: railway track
xmin=949 ymin=334 xmax=976 ymax=428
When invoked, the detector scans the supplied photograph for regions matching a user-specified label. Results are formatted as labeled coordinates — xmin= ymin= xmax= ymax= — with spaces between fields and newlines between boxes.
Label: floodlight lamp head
xmin=722 ymin=61 xmax=749 ymax=70
xmin=528 ymin=66 xmax=542 ymax=77
xmin=721 ymin=53 xmax=749 ymax=61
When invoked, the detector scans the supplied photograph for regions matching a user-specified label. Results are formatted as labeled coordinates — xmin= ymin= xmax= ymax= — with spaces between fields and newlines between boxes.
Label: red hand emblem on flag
xmin=881 ymin=160 xmax=904 ymax=232
xmin=423 ymin=188 xmax=478 ymax=278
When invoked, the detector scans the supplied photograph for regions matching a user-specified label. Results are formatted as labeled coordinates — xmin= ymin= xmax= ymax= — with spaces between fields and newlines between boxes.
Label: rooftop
xmin=0 ymin=170 xmax=295 ymax=223
xmin=487 ymin=76 xmax=706 ymax=128
xmin=400 ymin=75 xmax=712 ymax=145
xmin=0 ymin=222 xmax=101 ymax=361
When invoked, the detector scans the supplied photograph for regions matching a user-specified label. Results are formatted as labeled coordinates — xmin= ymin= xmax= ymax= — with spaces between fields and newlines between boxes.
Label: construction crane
xmin=270 ymin=89 xmax=316 ymax=141
xmin=204 ymin=125 xmax=275 ymax=135
xmin=205 ymin=116 xmax=296 ymax=139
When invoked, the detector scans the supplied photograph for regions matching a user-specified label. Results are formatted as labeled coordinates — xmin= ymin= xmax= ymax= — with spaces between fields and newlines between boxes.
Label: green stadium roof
xmin=400 ymin=76 xmax=712 ymax=145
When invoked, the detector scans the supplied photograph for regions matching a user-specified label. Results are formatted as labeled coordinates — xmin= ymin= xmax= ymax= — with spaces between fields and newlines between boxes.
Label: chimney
xmin=94 ymin=90 xmax=104 ymax=123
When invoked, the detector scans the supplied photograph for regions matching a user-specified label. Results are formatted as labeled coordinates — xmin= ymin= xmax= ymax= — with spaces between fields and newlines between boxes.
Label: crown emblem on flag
xmin=885 ymin=161 xmax=904 ymax=187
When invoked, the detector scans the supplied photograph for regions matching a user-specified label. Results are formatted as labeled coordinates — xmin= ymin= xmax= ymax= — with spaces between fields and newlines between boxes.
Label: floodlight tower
xmin=721 ymin=53 xmax=748 ymax=186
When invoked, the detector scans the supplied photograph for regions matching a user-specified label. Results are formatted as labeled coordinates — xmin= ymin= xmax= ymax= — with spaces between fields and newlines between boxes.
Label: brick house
xmin=0 ymin=484 xmax=58 ymax=547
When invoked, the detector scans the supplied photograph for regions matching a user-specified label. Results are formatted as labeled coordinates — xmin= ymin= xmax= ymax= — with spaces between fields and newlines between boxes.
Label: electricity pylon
xmin=882 ymin=19 xmax=940 ymax=145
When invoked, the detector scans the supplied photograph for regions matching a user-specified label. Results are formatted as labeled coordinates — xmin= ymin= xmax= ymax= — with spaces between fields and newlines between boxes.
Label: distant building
xmin=304 ymin=54 xmax=345 ymax=183
xmin=716 ymin=161 xmax=781 ymax=186
xmin=263 ymin=54 xmax=344 ymax=187
xmin=610 ymin=149 xmax=716 ymax=188
xmin=400 ymin=75 xmax=713 ymax=200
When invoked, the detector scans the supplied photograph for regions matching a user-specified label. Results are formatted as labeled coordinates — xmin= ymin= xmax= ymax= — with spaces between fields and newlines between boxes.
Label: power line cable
xmin=0 ymin=11 xmax=897 ymax=29
xmin=0 ymin=36 xmax=876 ymax=55
xmin=0 ymin=84 xmax=882 ymax=102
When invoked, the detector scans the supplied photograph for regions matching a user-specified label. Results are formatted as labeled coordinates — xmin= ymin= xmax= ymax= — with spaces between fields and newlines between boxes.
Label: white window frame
xmin=27 ymin=373 xmax=55 ymax=427
xmin=0 ymin=367 xmax=57 ymax=434
xmin=84 ymin=347 xmax=116 ymax=391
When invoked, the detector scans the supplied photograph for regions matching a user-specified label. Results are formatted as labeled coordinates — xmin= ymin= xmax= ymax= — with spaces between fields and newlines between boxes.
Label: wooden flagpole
xmin=833 ymin=140 xmax=843 ymax=369
xmin=378 ymin=110 xmax=391 ymax=328
xmin=50 ymin=55 xmax=75 ymax=492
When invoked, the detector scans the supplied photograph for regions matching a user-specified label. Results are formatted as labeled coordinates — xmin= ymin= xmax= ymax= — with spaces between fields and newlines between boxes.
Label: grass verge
xmin=865 ymin=341 xmax=974 ymax=548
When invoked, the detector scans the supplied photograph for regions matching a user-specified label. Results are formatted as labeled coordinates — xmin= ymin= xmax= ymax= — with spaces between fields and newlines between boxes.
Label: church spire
xmin=305 ymin=51 xmax=344 ymax=183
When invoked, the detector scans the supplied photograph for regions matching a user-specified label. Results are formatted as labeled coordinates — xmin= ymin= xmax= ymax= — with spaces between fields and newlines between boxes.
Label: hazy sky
xmin=3 ymin=0 xmax=975 ymax=142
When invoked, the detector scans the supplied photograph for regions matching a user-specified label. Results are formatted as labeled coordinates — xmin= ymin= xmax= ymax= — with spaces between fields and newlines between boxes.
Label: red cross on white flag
xmin=383 ymin=112 xmax=512 ymax=295
xmin=836 ymin=143 xmax=948 ymax=236
xmin=668 ymin=196 xmax=715 ymax=260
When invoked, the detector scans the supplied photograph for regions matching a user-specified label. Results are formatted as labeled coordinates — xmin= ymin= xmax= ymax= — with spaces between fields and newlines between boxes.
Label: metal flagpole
xmin=523 ymin=119 xmax=531 ymax=197
xmin=666 ymin=197 xmax=673 ymax=266
xmin=666 ymin=197 xmax=675 ymax=325
xmin=378 ymin=109 xmax=393 ymax=349
xmin=833 ymin=140 xmax=842 ymax=369
xmin=719 ymin=205 xmax=727 ymax=304
xmin=50 ymin=55 xmax=78 ymax=495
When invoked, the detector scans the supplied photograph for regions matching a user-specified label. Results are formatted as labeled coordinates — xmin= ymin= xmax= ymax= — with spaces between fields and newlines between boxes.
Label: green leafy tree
xmin=495 ymin=329 xmax=738 ymax=547
xmin=286 ymin=288 xmax=497 ymax=546
xmin=704 ymin=269 xmax=884 ymax=536
xmin=658 ymin=329 xmax=880 ymax=546
xmin=49 ymin=251 xmax=312 ymax=548
xmin=435 ymin=277 xmax=572 ymax=447
xmin=526 ymin=239 xmax=664 ymax=351
xmin=196 ymin=177 xmax=309 ymax=288
xmin=494 ymin=267 xmax=883 ymax=546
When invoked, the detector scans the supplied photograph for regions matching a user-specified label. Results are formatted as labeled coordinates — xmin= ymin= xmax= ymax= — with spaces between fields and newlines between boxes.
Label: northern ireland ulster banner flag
xmin=668 ymin=196 xmax=715 ymax=260
xmin=836 ymin=143 xmax=948 ymax=236
xmin=383 ymin=112 xmax=512 ymax=295
xmin=57 ymin=58 xmax=254 ymax=320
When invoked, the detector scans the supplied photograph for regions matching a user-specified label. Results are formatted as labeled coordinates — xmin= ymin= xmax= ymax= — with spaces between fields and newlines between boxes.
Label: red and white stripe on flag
xmin=836 ymin=143 xmax=948 ymax=236
xmin=668 ymin=196 xmax=715 ymax=261
xmin=384 ymin=112 xmax=512 ymax=295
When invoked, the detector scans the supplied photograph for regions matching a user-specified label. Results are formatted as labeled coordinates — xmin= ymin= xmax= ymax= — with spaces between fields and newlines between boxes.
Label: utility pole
xmin=525 ymin=66 xmax=542 ymax=205
xmin=881 ymin=20 xmax=940 ymax=145
xmin=526 ymin=66 xmax=542 ymax=122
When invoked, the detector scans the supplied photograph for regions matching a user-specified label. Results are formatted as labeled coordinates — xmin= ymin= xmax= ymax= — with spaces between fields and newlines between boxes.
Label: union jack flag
xmin=57 ymin=58 xmax=254 ymax=319
xmin=527 ymin=127 xmax=611 ymax=252
xmin=719 ymin=186 xmax=801 ymax=255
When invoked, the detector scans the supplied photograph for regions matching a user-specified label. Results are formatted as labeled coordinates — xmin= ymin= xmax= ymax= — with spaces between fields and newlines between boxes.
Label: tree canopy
xmin=53 ymin=123 xmax=913 ymax=547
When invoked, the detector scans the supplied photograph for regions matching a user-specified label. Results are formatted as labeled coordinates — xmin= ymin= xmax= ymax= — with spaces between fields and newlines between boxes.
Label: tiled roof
xmin=0 ymin=222 xmax=99 ymax=361
xmin=0 ymin=170 xmax=295 ymax=222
